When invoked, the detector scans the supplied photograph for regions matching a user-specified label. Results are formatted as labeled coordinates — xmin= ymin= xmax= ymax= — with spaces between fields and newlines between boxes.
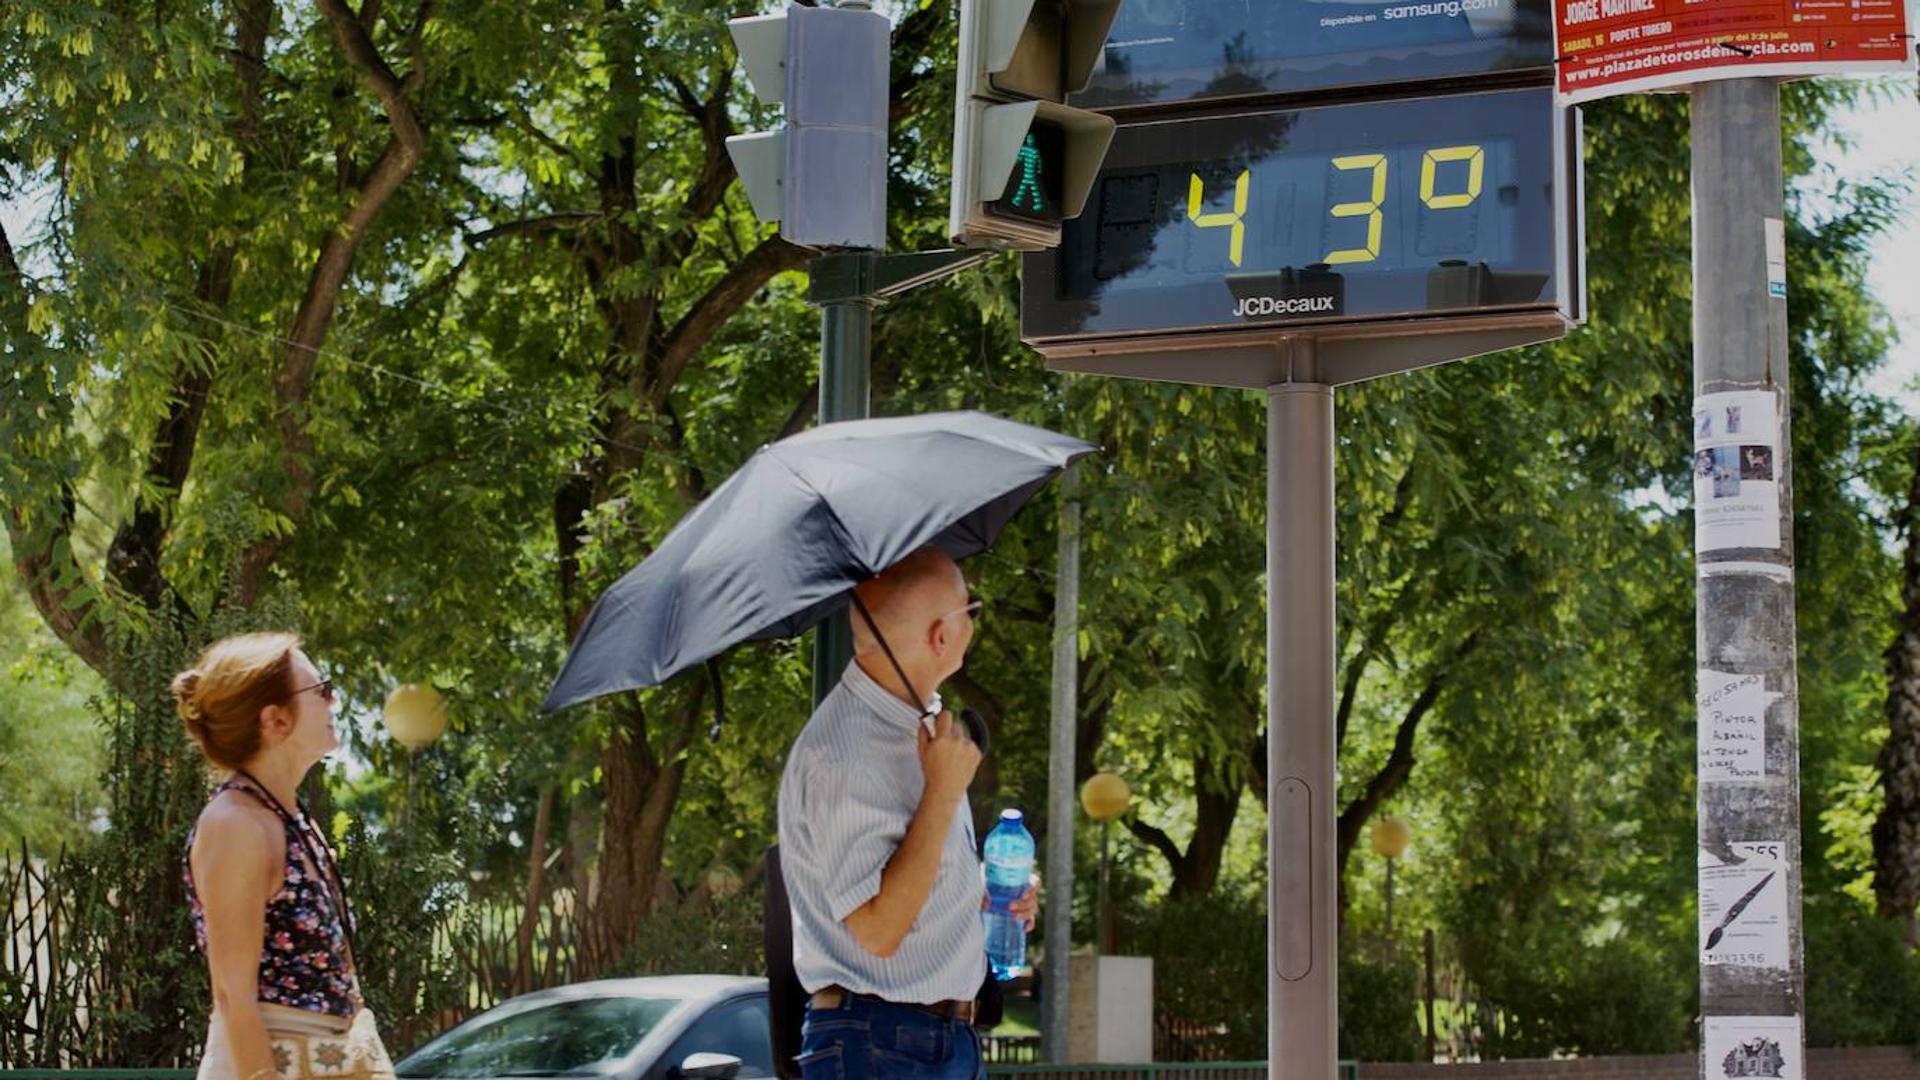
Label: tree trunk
xmin=515 ymin=785 xmax=556 ymax=991
xmin=1874 ymin=435 xmax=1920 ymax=947
xmin=580 ymin=688 xmax=704 ymax=973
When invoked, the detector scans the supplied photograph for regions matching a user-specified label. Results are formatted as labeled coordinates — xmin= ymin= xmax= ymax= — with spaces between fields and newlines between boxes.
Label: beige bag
xmin=201 ymin=1005 xmax=394 ymax=1080
xmin=266 ymin=1009 xmax=394 ymax=1080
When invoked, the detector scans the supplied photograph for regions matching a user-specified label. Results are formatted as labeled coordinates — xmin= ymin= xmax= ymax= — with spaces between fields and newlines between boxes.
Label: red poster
xmin=1553 ymin=0 xmax=1915 ymax=103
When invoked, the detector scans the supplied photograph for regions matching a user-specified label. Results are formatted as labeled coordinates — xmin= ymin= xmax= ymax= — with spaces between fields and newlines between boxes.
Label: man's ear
xmin=927 ymin=616 xmax=950 ymax=659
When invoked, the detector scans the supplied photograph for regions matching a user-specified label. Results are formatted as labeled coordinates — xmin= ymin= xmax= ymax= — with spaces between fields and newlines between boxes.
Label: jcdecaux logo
xmin=1234 ymin=295 xmax=1338 ymax=317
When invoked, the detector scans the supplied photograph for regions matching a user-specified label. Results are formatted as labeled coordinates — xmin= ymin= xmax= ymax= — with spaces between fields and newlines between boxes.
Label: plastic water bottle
xmin=982 ymin=808 xmax=1035 ymax=981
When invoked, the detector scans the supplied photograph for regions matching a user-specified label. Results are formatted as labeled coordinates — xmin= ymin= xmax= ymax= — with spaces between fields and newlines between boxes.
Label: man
xmin=777 ymin=546 xmax=1036 ymax=1080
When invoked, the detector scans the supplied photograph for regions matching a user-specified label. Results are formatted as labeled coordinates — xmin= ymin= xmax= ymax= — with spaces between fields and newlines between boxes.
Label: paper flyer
xmin=1694 ymin=391 xmax=1782 ymax=552
xmin=1551 ymin=0 xmax=1914 ymax=105
xmin=1704 ymin=1015 xmax=1803 ymax=1080
xmin=1700 ymin=841 xmax=1789 ymax=969
xmin=1698 ymin=670 xmax=1772 ymax=782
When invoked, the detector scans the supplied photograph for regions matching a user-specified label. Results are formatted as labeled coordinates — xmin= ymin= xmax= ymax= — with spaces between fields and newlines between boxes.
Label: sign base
xmin=1038 ymin=311 xmax=1570 ymax=388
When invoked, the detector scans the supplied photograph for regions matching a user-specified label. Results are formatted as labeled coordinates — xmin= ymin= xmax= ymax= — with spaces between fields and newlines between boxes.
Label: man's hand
xmin=982 ymin=873 xmax=1042 ymax=931
xmin=917 ymin=709 xmax=982 ymax=804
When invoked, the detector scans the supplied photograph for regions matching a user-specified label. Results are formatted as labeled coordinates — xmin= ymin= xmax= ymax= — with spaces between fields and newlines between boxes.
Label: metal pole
xmin=1423 ymin=928 xmax=1437 ymax=1062
xmin=1268 ymin=344 xmax=1337 ymax=1080
xmin=810 ymin=291 xmax=875 ymax=706
xmin=1098 ymin=819 xmax=1113 ymax=955
xmin=1692 ymin=77 xmax=1803 ymax=1071
xmin=1043 ymin=468 xmax=1081 ymax=1063
xmin=1384 ymin=857 xmax=1396 ymax=965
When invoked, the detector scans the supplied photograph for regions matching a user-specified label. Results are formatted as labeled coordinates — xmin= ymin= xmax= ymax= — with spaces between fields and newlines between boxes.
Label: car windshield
xmin=396 ymin=995 xmax=683 ymax=1078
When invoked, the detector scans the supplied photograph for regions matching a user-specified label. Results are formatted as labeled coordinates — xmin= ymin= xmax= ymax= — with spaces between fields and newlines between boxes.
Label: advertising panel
xmin=1553 ymin=0 xmax=1914 ymax=103
xmin=1076 ymin=0 xmax=1554 ymax=110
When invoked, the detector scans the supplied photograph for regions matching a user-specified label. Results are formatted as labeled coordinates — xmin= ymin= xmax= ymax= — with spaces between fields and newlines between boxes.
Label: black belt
xmin=809 ymin=986 xmax=978 ymax=1025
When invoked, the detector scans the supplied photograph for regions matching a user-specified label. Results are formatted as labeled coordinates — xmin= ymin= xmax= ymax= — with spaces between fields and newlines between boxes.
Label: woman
xmin=174 ymin=632 xmax=393 ymax=1080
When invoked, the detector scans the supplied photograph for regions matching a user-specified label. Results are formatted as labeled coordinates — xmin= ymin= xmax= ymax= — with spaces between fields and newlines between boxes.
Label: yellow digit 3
xmin=1324 ymin=153 xmax=1387 ymax=266
xmin=1188 ymin=169 xmax=1250 ymax=267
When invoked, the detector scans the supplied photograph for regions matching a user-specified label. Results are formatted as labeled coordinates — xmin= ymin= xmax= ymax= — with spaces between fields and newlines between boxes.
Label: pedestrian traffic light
xmin=949 ymin=0 xmax=1120 ymax=251
xmin=726 ymin=3 xmax=890 ymax=251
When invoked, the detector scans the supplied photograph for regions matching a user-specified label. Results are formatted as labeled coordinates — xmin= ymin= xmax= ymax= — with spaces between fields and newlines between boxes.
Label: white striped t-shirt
xmin=777 ymin=659 xmax=985 ymax=1004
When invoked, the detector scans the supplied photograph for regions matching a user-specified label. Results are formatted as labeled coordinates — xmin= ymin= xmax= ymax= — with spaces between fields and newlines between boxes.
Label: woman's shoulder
xmin=193 ymin=788 xmax=287 ymax=859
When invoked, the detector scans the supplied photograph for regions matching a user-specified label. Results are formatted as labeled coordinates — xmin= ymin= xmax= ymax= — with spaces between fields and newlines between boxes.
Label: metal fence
xmin=0 ymin=1062 xmax=1359 ymax=1080
xmin=988 ymin=1064 xmax=1360 ymax=1080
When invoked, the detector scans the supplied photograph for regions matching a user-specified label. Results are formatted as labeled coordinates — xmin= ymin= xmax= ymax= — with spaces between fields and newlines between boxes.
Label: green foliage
xmin=1339 ymin=953 xmax=1426 ymax=1064
xmin=1127 ymin=891 xmax=1268 ymax=1060
xmin=619 ymin=888 xmax=766 ymax=978
xmin=336 ymin=815 xmax=471 ymax=1057
xmin=1803 ymin=895 xmax=1920 ymax=1047
xmin=0 ymin=535 xmax=103 ymax=850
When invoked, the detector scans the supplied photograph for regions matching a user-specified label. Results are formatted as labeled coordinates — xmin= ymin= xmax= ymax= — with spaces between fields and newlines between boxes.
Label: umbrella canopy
xmin=542 ymin=411 xmax=1095 ymax=713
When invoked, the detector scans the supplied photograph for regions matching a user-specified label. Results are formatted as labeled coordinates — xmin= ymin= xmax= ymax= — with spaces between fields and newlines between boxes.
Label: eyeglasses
xmin=937 ymin=598 xmax=984 ymax=625
xmin=290 ymin=678 xmax=336 ymax=705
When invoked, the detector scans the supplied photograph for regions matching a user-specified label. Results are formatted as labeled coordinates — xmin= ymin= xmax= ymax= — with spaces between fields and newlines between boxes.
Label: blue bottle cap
xmin=1000 ymin=808 xmax=1022 ymax=822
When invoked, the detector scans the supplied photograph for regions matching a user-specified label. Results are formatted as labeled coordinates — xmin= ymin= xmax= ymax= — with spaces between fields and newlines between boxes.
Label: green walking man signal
xmin=1009 ymin=134 xmax=1046 ymax=213
xmin=984 ymin=120 xmax=1067 ymax=227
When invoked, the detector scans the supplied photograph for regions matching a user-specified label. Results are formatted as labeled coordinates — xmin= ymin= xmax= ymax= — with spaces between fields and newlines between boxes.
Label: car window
xmin=397 ymin=995 xmax=682 ymax=1078
xmin=655 ymin=996 xmax=774 ymax=1078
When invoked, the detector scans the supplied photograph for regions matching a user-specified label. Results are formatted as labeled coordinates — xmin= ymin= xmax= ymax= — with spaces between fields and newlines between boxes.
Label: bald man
xmin=776 ymin=546 xmax=1033 ymax=1080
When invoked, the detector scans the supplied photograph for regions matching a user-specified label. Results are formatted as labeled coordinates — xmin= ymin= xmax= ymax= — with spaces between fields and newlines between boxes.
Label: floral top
xmin=184 ymin=776 xmax=361 ymax=1019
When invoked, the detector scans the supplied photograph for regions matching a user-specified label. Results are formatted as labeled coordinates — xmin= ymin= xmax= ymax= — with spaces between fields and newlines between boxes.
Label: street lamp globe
xmin=384 ymin=683 xmax=448 ymax=750
xmin=1080 ymin=772 xmax=1131 ymax=821
xmin=1370 ymin=817 xmax=1412 ymax=860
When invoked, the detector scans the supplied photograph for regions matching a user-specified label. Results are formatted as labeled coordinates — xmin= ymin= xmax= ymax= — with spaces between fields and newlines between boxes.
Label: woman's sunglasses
xmin=290 ymin=678 xmax=337 ymax=705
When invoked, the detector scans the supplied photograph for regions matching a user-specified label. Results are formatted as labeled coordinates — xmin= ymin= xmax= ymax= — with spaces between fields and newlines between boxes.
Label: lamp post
xmin=1370 ymin=817 xmax=1412 ymax=963
xmin=384 ymin=683 xmax=448 ymax=829
xmin=1079 ymin=773 xmax=1131 ymax=955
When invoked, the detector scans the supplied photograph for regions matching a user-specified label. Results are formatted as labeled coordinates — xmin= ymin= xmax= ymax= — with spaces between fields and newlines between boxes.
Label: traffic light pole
xmin=810 ymin=279 xmax=874 ymax=706
xmin=808 ymin=248 xmax=996 ymax=706
xmin=1692 ymin=77 xmax=1805 ymax=1068
xmin=1267 ymin=343 xmax=1338 ymax=1080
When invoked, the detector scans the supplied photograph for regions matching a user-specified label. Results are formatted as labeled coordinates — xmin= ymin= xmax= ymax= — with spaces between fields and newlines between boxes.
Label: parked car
xmin=394 ymin=975 xmax=775 ymax=1080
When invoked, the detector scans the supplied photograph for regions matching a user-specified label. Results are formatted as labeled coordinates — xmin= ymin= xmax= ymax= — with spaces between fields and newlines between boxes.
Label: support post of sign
xmin=1042 ymin=466 xmax=1081 ymax=1063
xmin=1691 ymin=76 xmax=1805 ymax=1068
xmin=1268 ymin=343 xmax=1338 ymax=1080
xmin=810 ymin=281 xmax=874 ymax=705
xmin=806 ymin=248 xmax=994 ymax=706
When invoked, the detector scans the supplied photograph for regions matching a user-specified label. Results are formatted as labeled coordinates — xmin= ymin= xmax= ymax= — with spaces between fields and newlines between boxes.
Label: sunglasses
xmin=290 ymin=678 xmax=337 ymax=705
xmin=937 ymin=598 xmax=984 ymax=624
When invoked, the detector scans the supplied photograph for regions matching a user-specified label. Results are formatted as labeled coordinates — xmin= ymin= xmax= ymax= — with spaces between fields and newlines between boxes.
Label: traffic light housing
xmin=726 ymin=3 xmax=890 ymax=251
xmin=950 ymin=0 xmax=1120 ymax=251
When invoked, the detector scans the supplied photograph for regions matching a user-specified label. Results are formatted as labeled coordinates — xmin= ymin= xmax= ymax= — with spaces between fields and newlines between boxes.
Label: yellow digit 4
xmin=1325 ymin=153 xmax=1387 ymax=266
xmin=1187 ymin=169 xmax=1250 ymax=267
xmin=1420 ymin=144 xmax=1484 ymax=210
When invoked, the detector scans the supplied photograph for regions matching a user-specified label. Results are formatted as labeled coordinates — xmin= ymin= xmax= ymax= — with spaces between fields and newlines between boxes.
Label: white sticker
xmin=1700 ymin=841 xmax=1789 ymax=969
xmin=1704 ymin=1015 xmax=1802 ymax=1080
xmin=1693 ymin=391 xmax=1782 ymax=553
xmin=1765 ymin=217 xmax=1787 ymax=299
xmin=1698 ymin=671 xmax=1773 ymax=782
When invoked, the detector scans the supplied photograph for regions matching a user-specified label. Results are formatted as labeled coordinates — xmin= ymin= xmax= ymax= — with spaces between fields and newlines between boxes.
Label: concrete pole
xmin=1691 ymin=77 xmax=1804 ymax=1070
xmin=810 ymin=294 xmax=874 ymax=706
xmin=1268 ymin=344 xmax=1338 ymax=1079
xmin=1042 ymin=467 xmax=1081 ymax=1063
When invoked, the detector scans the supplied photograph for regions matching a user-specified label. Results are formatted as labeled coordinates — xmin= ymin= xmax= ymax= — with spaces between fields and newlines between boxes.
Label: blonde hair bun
xmin=171 ymin=633 xmax=303 ymax=770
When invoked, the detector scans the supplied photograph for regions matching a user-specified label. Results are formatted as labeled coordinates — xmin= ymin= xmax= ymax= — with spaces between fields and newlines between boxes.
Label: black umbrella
xmin=541 ymin=411 xmax=1095 ymax=714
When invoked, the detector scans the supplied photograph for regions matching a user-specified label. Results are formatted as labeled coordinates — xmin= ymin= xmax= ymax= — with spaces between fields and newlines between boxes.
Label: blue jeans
xmin=796 ymin=992 xmax=985 ymax=1080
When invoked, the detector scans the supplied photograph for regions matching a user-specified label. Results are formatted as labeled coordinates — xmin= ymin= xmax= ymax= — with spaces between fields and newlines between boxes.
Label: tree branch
xmin=6 ymin=494 xmax=117 ymax=682
xmin=1335 ymin=630 xmax=1483 ymax=875
xmin=468 ymin=211 xmax=601 ymax=245
xmin=1127 ymin=818 xmax=1185 ymax=874
xmin=651 ymin=235 xmax=807 ymax=410
xmin=230 ymin=0 xmax=432 ymax=606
